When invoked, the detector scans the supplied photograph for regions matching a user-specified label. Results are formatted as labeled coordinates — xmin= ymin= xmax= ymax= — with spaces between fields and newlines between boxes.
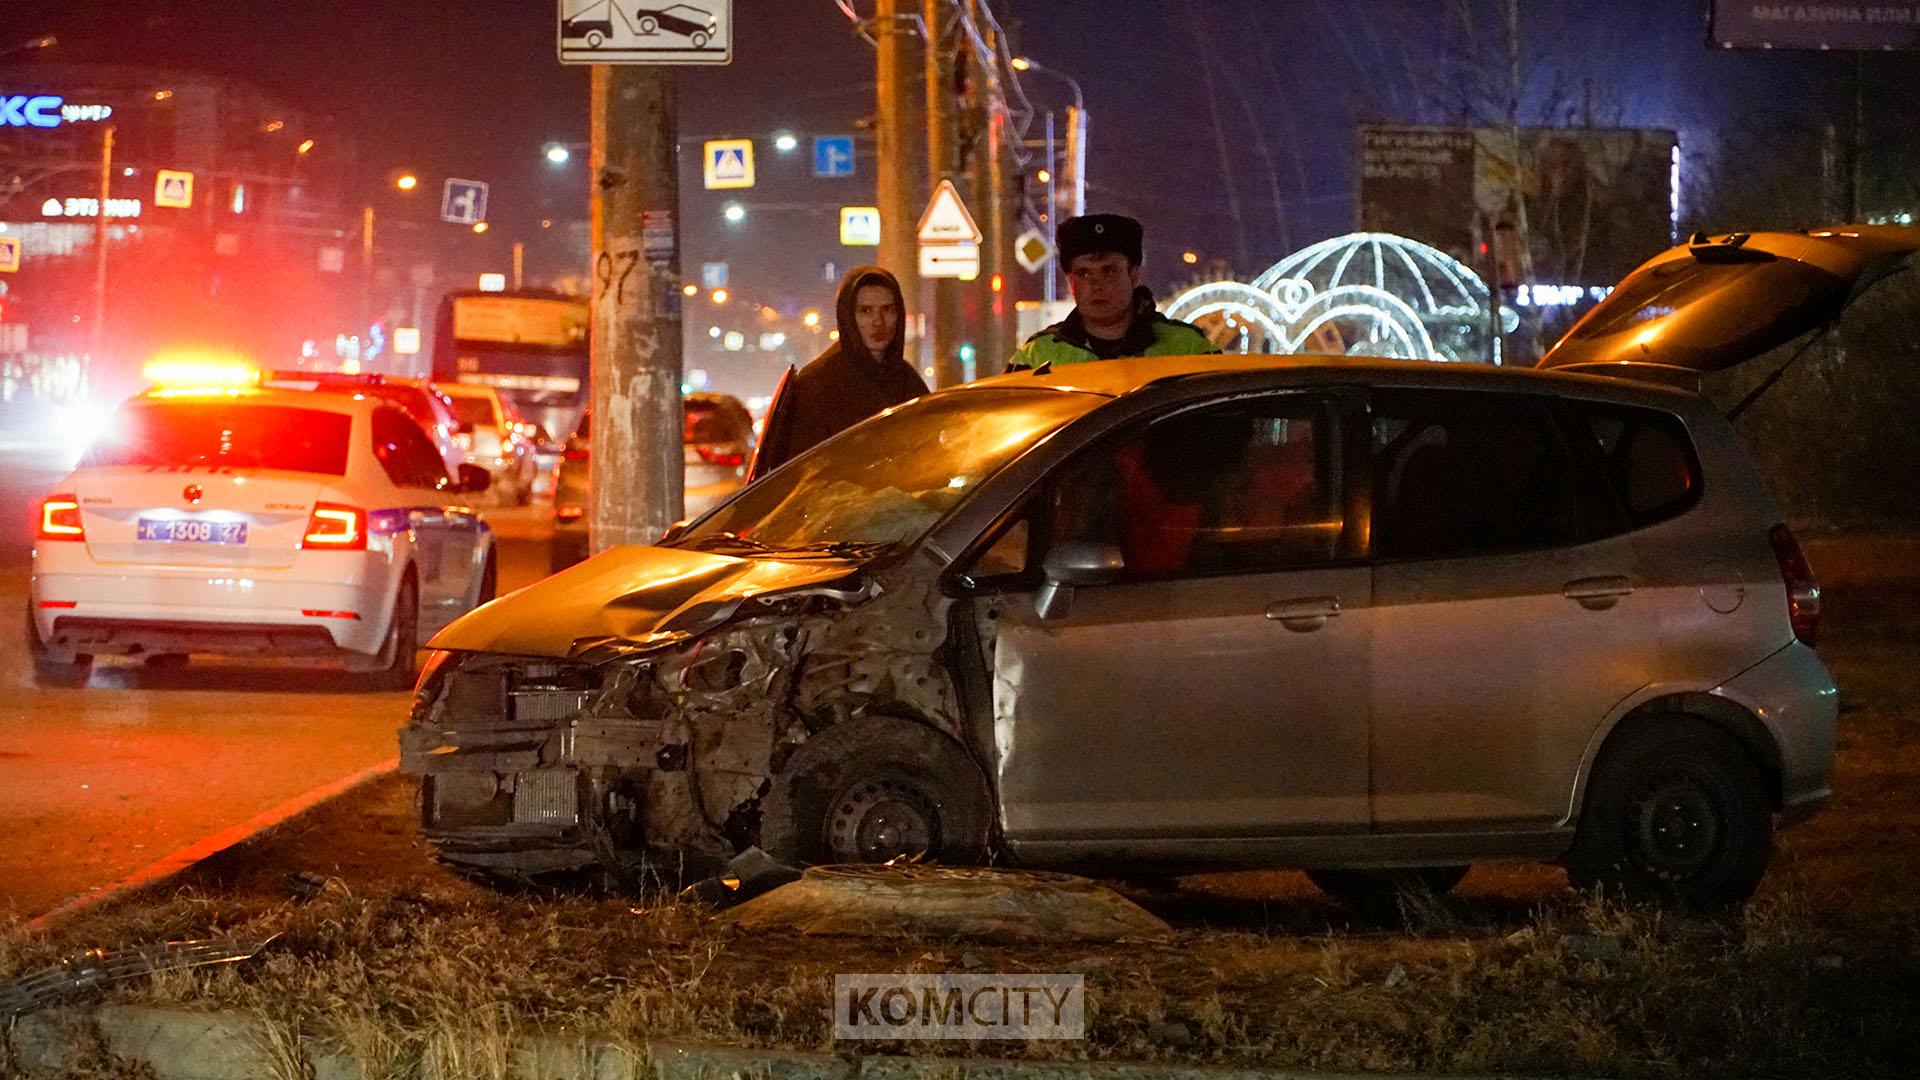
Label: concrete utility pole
xmin=589 ymin=66 xmax=684 ymax=552
xmin=91 ymin=125 xmax=113 ymax=361
xmin=924 ymin=0 xmax=962 ymax=388
xmin=874 ymin=0 xmax=922 ymax=362
xmin=983 ymin=13 xmax=1016 ymax=377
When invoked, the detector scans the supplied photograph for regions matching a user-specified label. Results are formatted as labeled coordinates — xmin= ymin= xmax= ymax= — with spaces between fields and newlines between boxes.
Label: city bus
xmin=430 ymin=290 xmax=589 ymax=442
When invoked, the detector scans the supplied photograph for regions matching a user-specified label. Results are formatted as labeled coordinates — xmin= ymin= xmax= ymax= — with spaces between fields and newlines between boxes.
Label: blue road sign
xmin=813 ymin=135 xmax=855 ymax=178
xmin=441 ymin=178 xmax=489 ymax=225
xmin=701 ymin=262 xmax=729 ymax=289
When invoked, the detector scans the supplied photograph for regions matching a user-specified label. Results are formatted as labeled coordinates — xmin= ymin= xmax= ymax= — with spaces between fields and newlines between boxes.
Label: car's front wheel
xmin=27 ymin=603 xmax=91 ymax=688
xmin=758 ymin=717 xmax=992 ymax=867
xmin=638 ymin=16 xmax=658 ymax=33
xmin=1565 ymin=718 xmax=1772 ymax=910
xmin=368 ymin=575 xmax=420 ymax=692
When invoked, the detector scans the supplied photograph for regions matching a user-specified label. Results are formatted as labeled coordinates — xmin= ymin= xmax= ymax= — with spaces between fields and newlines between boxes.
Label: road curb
xmin=26 ymin=758 xmax=399 ymax=932
xmin=3 ymin=1004 xmax=1532 ymax=1080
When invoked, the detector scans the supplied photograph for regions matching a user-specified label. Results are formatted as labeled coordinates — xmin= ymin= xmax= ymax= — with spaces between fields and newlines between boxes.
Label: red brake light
xmin=302 ymin=502 xmax=367 ymax=550
xmin=563 ymin=445 xmax=589 ymax=462
xmin=695 ymin=445 xmax=746 ymax=469
xmin=1768 ymin=523 xmax=1820 ymax=646
xmin=555 ymin=504 xmax=586 ymax=523
xmin=37 ymin=494 xmax=84 ymax=541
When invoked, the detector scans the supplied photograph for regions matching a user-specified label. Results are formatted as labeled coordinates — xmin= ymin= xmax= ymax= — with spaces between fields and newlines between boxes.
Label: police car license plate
xmin=136 ymin=518 xmax=249 ymax=544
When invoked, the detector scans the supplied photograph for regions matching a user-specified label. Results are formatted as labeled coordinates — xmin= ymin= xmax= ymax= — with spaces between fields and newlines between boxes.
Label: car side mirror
xmin=455 ymin=464 xmax=492 ymax=494
xmin=1034 ymin=542 xmax=1125 ymax=620
xmin=659 ymin=518 xmax=691 ymax=544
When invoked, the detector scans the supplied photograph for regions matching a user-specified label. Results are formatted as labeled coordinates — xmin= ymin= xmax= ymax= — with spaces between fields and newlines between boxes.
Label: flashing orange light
xmin=142 ymin=357 xmax=261 ymax=389
xmin=990 ymin=273 xmax=1005 ymax=293
xmin=301 ymin=503 xmax=366 ymax=550
xmin=37 ymin=494 xmax=84 ymax=541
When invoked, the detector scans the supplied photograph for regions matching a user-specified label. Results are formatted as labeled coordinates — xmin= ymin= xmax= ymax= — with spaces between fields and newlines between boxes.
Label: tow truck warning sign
xmin=557 ymin=1 xmax=733 ymax=65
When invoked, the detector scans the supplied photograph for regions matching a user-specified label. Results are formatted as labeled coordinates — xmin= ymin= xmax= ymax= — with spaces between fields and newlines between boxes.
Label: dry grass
xmin=5 ymin=585 xmax=1918 ymax=1079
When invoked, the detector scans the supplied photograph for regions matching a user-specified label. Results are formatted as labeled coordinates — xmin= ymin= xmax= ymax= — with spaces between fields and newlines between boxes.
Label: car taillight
xmin=555 ymin=504 xmax=586 ymax=523
xmin=302 ymin=502 xmax=367 ymax=550
xmin=694 ymin=445 xmax=746 ymax=469
xmin=563 ymin=445 xmax=589 ymax=462
xmin=1769 ymin=522 xmax=1820 ymax=646
xmin=37 ymin=494 xmax=84 ymax=541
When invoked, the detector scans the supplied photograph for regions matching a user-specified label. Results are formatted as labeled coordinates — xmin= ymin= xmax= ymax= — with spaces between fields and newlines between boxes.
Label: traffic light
xmin=958 ymin=342 xmax=976 ymax=365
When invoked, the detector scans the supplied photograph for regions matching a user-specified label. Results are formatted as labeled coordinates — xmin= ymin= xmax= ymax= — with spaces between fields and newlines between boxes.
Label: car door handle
xmin=1564 ymin=575 xmax=1633 ymax=609
xmin=1266 ymin=596 xmax=1341 ymax=631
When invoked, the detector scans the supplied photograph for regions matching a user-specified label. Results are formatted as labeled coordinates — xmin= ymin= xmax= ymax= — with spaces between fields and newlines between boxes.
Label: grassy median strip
xmin=5 ymin=585 xmax=1917 ymax=1078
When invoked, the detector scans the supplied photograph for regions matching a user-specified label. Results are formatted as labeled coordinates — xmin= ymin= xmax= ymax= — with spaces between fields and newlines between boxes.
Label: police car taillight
xmin=37 ymin=494 xmax=84 ymax=541
xmin=302 ymin=502 xmax=367 ymax=550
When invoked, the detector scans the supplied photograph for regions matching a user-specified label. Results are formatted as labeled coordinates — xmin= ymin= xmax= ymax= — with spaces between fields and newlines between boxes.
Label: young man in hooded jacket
xmin=752 ymin=265 xmax=928 ymax=477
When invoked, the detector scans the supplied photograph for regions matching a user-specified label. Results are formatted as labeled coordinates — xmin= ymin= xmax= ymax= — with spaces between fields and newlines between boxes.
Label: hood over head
xmin=834 ymin=264 xmax=908 ymax=368
xmin=1539 ymin=225 xmax=1920 ymax=385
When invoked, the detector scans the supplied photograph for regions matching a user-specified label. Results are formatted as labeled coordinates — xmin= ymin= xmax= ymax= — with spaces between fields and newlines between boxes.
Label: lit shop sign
xmin=1512 ymin=283 xmax=1614 ymax=308
xmin=1 ymin=95 xmax=115 ymax=128
xmin=42 ymin=197 xmax=143 ymax=219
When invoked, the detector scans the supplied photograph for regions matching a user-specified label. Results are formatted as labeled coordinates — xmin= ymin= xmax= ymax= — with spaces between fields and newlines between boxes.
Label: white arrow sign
xmin=920 ymin=241 xmax=980 ymax=280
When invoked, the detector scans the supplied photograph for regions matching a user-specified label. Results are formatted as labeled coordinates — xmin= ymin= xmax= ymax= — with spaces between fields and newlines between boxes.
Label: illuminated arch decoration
xmin=1170 ymin=231 xmax=1520 ymax=364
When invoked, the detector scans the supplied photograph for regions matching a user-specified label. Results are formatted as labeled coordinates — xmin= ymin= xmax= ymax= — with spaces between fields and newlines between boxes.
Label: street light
xmin=723 ymin=203 xmax=746 ymax=224
xmin=395 ymin=173 xmax=419 ymax=192
xmin=544 ymin=143 xmax=571 ymax=165
xmin=1010 ymin=56 xmax=1083 ymax=111
xmin=773 ymin=131 xmax=799 ymax=152
xmin=1 ymin=35 xmax=56 ymax=59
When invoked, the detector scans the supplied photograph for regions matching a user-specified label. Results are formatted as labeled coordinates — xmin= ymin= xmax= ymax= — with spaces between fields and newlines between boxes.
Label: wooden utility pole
xmin=924 ymin=0 xmax=962 ymax=388
xmin=589 ymin=66 xmax=684 ymax=551
xmin=875 ymin=0 xmax=922 ymax=363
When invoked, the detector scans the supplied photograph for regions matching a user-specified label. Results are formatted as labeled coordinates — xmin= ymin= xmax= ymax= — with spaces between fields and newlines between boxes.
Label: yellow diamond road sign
xmin=839 ymin=206 xmax=881 ymax=246
xmin=1014 ymin=228 xmax=1053 ymax=274
xmin=704 ymin=139 xmax=754 ymax=190
xmin=154 ymin=169 xmax=194 ymax=209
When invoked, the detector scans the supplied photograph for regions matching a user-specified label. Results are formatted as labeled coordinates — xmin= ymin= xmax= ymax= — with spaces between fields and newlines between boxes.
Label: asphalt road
xmin=0 ymin=441 xmax=558 ymax=920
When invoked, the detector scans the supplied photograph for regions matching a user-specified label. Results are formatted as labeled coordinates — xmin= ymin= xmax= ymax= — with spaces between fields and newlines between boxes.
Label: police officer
xmin=1006 ymin=214 xmax=1216 ymax=370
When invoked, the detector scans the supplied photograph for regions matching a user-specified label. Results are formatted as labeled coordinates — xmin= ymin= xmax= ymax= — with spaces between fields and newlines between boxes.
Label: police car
xmin=28 ymin=366 xmax=498 ymax=689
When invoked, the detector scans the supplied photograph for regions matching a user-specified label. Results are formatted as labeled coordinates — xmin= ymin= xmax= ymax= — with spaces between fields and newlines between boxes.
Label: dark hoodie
xmin=752 ymin=265 xmax=928 ymax=475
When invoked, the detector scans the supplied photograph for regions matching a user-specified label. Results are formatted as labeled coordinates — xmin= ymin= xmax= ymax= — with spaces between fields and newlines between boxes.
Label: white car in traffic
xmin=28 ymin=385 xmax=498 ymax=688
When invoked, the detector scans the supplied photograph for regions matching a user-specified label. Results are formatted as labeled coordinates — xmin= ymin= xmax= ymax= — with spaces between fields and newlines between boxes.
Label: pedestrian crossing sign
xmin=154 ymin=169 xmax=194 ymax=209
xmin=704 ymin=139 xmax=754 ymax=190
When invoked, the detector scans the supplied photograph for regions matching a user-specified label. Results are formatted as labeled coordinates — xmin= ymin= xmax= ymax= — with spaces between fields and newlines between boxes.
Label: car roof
xmin=964 ymin=353 xmax=1698 ymax=406
xmin=131 ymin=385 xmax=378 ymax=416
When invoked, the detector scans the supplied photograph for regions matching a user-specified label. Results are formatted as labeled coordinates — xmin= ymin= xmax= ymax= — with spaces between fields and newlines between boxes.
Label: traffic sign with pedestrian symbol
xmin=441 ymin=178 xmax=489 ymax=225
xmin=704 ymin=139 xmax=754 ymax=190
xmin=840 ymin=206 xmax=881 ymax=247
xmin=814 ymin=135 xmax=855 ymax=178
xmin=701 ymin=262 xmax=729 ymax=289
xmin=0 ymin=236 xmax=20 ymax=273
xmin=154 ymin=170 xmax=194 ymax=209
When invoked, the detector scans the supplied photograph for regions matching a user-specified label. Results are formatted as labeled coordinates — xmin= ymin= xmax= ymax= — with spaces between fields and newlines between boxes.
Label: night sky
xmin=4 ymin=1 xmax=1905 ymax=311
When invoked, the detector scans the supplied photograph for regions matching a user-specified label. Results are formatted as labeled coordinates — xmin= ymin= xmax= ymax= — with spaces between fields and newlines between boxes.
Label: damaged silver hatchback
xmin=403 ymin=226 xmax=1913 ymax=908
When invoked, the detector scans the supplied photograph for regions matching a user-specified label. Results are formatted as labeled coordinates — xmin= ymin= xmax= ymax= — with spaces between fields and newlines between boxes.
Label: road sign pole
xmin=589 ymin=64 xmax=684 ymax=552
xmin=875 ymin=0 xmax=922 ymax=365
xmin=91 ymin=124 xmax=113 ymax=363
xmin=924 ymin=0 xmax=961 ymax=388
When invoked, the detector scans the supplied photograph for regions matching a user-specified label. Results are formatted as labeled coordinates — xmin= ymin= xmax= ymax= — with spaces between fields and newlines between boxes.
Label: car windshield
xmin=679 ymin=388 xmax=1101 ymax=554
xmin=86 ymin=401 xmax=353 ymax=475
xmin=446 ymin=394 xmax=496 ymax=428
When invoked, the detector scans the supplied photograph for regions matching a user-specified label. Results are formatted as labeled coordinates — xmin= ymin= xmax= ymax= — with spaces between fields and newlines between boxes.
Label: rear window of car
xmin=86 ymin=402 xmax=353 ymax=475
xmin=446 ymin=394 xmax=496 ymax=428
xmin=685 ymin=401 xmax=746 ymax=444
xmin=1566 ymin=403 xmax=1702 ymax=529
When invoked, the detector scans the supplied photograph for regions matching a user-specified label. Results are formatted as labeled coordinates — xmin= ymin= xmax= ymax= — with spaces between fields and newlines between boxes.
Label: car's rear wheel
xmin=27 ymin=603 xmax=91 ymax=688
xmin=758 ymin=717 xmax=992 ymax=867
xmin=368 ymin=575 xmax=420 ymax=692
xmin=1565 ymin=718 xmax=1772 ymax=910
xmin=691 ymin=30 xmax=710 ymax=48
xmin=1307 ymin=865 xmax=1469 ymax=913
xmin=638 ymin=15 xmax=658 ymax=33
xmin=585 ymin=29 xmax=605 ymax=47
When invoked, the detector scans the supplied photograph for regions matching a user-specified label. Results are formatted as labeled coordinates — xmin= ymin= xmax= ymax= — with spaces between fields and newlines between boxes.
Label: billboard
xmin=1358 ymin=124 xmax=1677 ymax=288
xmin=1710 ymin=2 xmax=1920 ymax=50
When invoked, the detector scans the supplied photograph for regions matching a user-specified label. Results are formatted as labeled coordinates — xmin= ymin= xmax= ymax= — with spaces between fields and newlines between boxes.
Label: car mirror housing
xmin=456 ymin=464 xmax=492 ymax=494
xmin=659 ymin=518 xmax=692 ymax=544
xmin=1035 ymin=542 xmax=1125 ymax=620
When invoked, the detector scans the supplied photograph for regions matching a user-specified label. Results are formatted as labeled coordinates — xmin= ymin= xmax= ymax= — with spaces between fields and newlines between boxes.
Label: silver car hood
xmin=428 ymin=543 xmax=870 ymax=659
